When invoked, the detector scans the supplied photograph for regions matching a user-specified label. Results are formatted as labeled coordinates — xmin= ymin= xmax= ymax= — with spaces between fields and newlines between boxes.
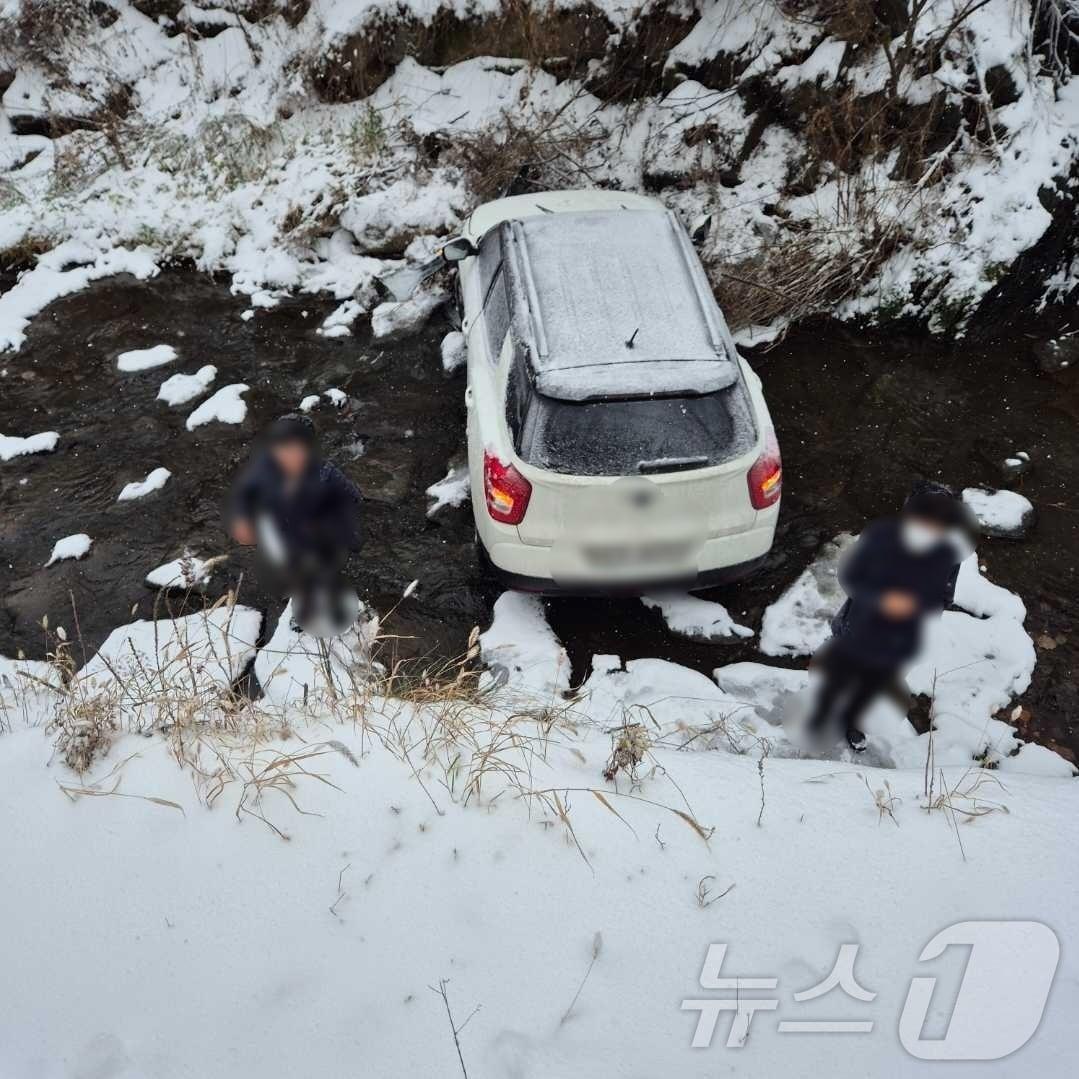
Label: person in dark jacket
xmin=228 ymin=414 xmax=362 ymax=633
xmin=806 ymin=484 xmax=973 ymax=752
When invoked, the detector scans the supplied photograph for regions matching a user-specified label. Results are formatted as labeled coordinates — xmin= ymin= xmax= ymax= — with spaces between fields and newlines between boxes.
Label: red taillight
xmin=748 ymin=431 xmax=782 ymax=510
xmin=483 ymin=450 xmax=532 ymax=524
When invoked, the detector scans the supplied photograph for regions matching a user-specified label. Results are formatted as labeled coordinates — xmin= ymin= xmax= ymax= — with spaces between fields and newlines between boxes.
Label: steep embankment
xmin=1 ymin=0 xmax=1077 ymax=345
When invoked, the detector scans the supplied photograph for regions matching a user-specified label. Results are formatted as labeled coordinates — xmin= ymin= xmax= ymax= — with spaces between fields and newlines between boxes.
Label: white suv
xmin=446 ymin=190 xmax=781 ymax=594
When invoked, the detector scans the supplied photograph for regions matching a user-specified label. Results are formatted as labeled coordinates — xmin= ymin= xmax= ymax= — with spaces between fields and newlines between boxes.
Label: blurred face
xmin=900 ymin=514 xmax=947 ymax=553
xmin=271 ymin=439 xmax=311 ymax=479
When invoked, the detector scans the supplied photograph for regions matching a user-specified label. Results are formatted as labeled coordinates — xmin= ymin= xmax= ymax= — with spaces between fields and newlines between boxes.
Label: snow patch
xmin=425 ymin=464 xmax=470 ymax=517
xmin=117 ymin=467 xmax=171 ymax=502
xmin=157 ymin=365 xmax=216 ymax=406
xmin=117 ymin=344 xmax=177 ymax=373
xmin=641 ymin=592 xmax=753 ymax=641
xmin=0 ymin=430 xmax=58 ymax=461
xmin=44 ymin=533 xmax=91 ymax=566
xmin=185 ymin=383 xmax=249 ymax=430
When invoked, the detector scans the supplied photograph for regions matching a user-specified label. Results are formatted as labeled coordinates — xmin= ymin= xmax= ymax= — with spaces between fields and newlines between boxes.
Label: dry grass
xmin=8 ymin=589 xmax=713 ymax=855
xmin=444 ymin=98 xmax=607 ymax=202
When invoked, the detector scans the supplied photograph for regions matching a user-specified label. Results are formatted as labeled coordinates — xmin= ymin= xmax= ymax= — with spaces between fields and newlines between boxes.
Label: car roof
xmin=500 ymin=208 xmax=736 ymax=402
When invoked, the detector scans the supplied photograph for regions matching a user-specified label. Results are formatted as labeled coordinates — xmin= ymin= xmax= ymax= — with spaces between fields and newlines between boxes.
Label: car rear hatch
xmin=512 ymin=386 xmax=760 ymax=580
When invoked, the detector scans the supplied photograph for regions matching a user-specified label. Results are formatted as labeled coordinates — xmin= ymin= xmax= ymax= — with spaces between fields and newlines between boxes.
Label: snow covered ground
xmin=0 ymin=671 xmax=1076 ymax=1076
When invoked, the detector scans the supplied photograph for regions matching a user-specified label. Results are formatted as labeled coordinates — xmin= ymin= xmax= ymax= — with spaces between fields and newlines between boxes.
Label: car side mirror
xmin=441 ymin=237 xmax=476 ymax=262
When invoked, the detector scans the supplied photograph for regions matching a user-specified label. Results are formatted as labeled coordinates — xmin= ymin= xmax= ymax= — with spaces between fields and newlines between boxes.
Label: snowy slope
xmin=0 ymin=716 xmax=1075 ymax=1077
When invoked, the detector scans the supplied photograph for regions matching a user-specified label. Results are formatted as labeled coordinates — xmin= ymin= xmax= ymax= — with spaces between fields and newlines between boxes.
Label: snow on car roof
xmin=503 ymin=208 xmax=736 ymax=402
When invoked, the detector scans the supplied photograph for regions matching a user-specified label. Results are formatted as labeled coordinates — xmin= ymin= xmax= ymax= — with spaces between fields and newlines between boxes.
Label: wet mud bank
xmin=0 ymin=272 xmax=1075 ymax=761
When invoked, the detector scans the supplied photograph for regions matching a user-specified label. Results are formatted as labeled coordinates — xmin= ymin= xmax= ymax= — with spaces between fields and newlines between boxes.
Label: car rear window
xmin=518 ymin=386 xmax=757 ymax=477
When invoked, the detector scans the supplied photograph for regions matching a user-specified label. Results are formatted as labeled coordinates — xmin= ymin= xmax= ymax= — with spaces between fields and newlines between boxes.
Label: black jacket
xmin=230 ymin=453 xmax=362 ymax=557
xmin=830 ymin=518 xmax=961 ymax=669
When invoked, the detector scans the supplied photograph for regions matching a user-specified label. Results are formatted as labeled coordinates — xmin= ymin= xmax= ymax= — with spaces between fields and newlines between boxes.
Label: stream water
xmin=1 ymin=271 xmax=1075 ymax=762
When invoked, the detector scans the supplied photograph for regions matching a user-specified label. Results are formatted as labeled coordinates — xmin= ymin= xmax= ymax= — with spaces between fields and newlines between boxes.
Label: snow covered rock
xmin=371 ymin=288 xmax=446 ymax=340
xmin=713 ymin=661 xmax=809 ymax=718
xmin=760 ymin=533 xmax=855 ymax=656
xmin=339 ymin=175 xmax=464 ymax=255
xmin=185 ymin=383 xmax=249 ymax=431
xmin=440 ymin=330 xmax=466 ymax=373
xmin=479 ymin=592 xmax=570 ymax=700
xmin=117 ymin=344 xmax=177 ymax=372
xmin=425 ymin=464 xmax=470 ymax=517
xmin=317 ymin=299 xmax=364 ymax=338
xmin=641 ymin=593 xmax=753 ymax=641
xmin=0 ymin=431 xmax=58 ymax=461
xmin=44 ymin=533 xmax=91 ymax=566
xmin=1000 ymin=451 xmax=1032 ymax=479
xmin=254 ymin=601 xmax=379 ymax=709
xmin=118 ymin=467 xmax=171 ymax=502
xmin=962 ymin=487 xmax=1034 ymax=539
xmin=157 ymin=365 xmax=216 ymax=406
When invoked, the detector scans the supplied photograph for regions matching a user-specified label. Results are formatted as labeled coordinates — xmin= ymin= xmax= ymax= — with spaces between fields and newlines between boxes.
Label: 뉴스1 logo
xmin=681 ymin=920 xmax=1059 ymax=1060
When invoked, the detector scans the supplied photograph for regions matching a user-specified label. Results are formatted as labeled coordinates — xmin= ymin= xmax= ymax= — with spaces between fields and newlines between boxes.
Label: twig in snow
xmin=559 ymin=932 xmax=603 ymax=1026
xmin=429 ymin=978 xmax=479 ymax=1079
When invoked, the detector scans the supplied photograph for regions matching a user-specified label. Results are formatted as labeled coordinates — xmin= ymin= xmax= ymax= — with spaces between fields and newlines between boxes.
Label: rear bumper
xmin=478 ymin=521 xmax=777 ymax=597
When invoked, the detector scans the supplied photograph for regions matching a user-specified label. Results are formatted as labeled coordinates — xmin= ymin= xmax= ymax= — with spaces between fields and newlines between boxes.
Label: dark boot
xmin=845 ymin=725 xmax=867 ymax=752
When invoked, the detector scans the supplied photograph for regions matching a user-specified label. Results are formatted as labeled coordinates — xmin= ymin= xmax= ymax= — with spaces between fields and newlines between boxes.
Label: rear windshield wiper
xmin=637 ymin=456 xmax=709 ymax=475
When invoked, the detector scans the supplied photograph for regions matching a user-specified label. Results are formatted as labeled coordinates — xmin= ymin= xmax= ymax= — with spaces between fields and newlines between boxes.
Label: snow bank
xmin=75 ymin=606 xmax=261 ymax=725
xmin=157 ymin=365 xmax=216 ymax=406
xmin=479 ymin=592 xmax=569 ymax=700
xmin=254 ymin=602 xmax=380 ymax=709
xmin=0 ymin=430 xmax=58 ymax=461
xmin=44 ymin=533 xmax=91 ymax=566
xmin=0 ymin=244 xmax=159 ymax=353
xmin=117 ymin=344 xmax=177 ymax=372
xmin=0 ymin=715 xmax=1075 ymax=1077
xmin=117 ymin=467 xmax=171 ymax=501
xmin=185 ymin=383 xmax=249 ymax=431
xmin=760 ymin=534 xmax=854 ymax=656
